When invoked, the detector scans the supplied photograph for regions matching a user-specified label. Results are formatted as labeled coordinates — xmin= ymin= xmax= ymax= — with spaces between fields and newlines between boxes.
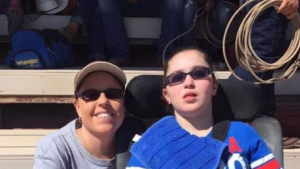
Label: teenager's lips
xmin=183 ymin=92 xmax=198 ymax=99
xmin=183 ymin=92 xmax=198 ymax=102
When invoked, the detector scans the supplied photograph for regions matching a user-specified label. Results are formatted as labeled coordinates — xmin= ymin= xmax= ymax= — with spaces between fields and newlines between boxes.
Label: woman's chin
xmin=93 ymin=124 xmax=117 ymax=134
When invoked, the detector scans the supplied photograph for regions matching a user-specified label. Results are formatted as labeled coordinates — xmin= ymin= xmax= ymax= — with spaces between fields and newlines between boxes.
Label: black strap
xmin=212 ymin=120 xmax=231 ymax=141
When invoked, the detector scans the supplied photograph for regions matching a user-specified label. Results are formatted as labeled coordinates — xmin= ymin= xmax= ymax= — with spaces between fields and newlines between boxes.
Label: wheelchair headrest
xmin=125 ymin=75 xmax=264 ymax=122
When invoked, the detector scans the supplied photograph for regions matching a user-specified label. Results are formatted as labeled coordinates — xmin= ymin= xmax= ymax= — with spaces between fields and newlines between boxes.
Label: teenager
xmin=126 ymin=48 xmax=281 ymax=169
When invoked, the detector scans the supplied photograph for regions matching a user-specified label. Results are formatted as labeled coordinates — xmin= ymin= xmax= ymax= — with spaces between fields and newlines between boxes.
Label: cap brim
xmin=74 ymin=62 xmax=127 ymax=92
xmin=46 ymin=0 xmax=68 ymax=14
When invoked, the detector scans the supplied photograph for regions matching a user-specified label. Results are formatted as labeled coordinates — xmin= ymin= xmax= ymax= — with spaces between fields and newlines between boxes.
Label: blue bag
xmin=6 ymin=29 xmax=74 ymax=69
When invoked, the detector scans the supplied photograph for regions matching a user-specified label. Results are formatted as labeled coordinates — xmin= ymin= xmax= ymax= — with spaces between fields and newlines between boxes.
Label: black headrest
xmin=212 ymin=80 xmax=264 ymax=122
xmin=125 ymin=75 xmax=264 ymax=122
xmin=125 ymin=75 xmax=169 ymax=118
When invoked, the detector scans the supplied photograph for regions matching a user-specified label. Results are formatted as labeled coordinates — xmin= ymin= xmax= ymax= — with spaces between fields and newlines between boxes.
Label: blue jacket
xmin=126 ymin=116 xmax=281 ymax=169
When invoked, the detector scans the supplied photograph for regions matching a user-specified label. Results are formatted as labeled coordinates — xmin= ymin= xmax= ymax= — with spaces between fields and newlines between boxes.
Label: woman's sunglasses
xmin=76 ymin=88 xmax=124 ymax=101
xmin=165 ymin=67 xmax=212 ymax=86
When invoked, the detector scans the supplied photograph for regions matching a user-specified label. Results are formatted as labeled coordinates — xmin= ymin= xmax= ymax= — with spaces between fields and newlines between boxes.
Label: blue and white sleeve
xmin=245 ymin=125 xmax=282 ymax=169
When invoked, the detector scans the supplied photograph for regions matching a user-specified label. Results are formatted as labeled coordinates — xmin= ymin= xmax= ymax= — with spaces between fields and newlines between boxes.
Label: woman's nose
xmin=96 ymin=93 xmax=110 ymax=106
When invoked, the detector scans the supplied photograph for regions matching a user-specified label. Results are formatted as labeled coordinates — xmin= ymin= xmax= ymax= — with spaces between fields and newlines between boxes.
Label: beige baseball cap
xmin=74 ymin=61 xmax=127 ymax=92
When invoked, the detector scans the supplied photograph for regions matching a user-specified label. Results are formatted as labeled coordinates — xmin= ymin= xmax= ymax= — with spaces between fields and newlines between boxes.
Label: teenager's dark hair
xmin=163 ymin=47 xmax=215 ymax=87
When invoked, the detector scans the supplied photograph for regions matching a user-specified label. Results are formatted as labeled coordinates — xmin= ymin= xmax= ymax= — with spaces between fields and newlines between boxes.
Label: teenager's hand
xmin=199 ymin=0 xmax=214 ymax=11
xmin=277 ymin=0 xmax=299 ymax=19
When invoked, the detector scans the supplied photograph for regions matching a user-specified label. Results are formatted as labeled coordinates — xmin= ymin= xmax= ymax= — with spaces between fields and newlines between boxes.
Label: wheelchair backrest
xmin=125 ymin=75 xmax=264 ymax=122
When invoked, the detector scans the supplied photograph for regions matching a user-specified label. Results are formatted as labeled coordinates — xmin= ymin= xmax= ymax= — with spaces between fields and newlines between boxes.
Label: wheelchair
xmin=124 ymin=75 xmax=283 ymax=167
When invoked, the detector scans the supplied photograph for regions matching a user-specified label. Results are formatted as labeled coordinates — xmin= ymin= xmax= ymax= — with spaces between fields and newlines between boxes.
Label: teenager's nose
xmin=184 ymin=75 xmax=195 ymax=88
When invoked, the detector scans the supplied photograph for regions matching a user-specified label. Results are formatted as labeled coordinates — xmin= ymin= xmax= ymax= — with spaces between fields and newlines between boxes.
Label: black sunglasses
xmin=165 ymin=67 xmax=212 ymax=86
xmin=76 ymin=88 xmax=124 ymax=101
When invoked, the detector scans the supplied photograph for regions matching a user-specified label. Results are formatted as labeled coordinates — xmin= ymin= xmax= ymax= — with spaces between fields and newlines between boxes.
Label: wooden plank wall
xmin=1 ymin=68 xmax=299 ymax=97
xmin=0 ymin=130 xmax=56 ymax=169
xmin=0 ymin=107 xmax=2 ymax=128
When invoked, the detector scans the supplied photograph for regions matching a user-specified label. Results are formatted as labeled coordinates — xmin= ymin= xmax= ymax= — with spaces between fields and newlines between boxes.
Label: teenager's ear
xmin=213 ymin=79 xmax=219 ymax=96
xmin=162 ymin=88 xmax=171 ymax=104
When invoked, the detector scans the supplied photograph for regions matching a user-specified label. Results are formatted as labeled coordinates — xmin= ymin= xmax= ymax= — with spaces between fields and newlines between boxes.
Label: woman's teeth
xmin=96 ymin=113 xmax=113 ymax=118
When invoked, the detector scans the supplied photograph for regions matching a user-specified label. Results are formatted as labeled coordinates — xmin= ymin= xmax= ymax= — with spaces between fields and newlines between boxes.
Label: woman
xmin=126 ymin=48 xmax=281 ymax=168
xmin=34 ymin=61 xmax=145 ymax=169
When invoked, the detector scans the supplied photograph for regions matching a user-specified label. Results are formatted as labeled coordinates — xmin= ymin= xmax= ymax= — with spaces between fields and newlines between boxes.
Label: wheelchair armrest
xmin=251 ymin=117 xmax=283 ymax=166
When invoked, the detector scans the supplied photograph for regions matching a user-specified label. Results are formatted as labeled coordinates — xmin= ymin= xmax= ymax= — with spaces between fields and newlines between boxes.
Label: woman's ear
xmin=212 ymin=79 xmax=219 ymax=96
xmin=162 ymin=88 xmax=171 ymax=104
xmin=73 ymin=99 xmax=82 ymax=118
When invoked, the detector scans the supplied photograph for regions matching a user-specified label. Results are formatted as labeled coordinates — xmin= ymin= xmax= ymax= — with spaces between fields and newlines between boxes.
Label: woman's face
xmin=74 ymin=71 xmax=125 ymax=135
xmin=163 ymin=50 xmax=218 ymax=119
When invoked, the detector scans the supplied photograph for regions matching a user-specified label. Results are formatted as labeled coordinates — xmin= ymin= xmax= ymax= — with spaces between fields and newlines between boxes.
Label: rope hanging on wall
xmin=222 ymin=0 xmax=300 ymax=84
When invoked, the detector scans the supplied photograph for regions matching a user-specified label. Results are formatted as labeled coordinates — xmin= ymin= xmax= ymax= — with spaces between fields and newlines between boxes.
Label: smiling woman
xmin=33 ymin=61 xmax=146 ymax=169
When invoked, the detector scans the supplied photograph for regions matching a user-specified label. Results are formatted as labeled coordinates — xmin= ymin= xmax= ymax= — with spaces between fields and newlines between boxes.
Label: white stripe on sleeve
xmin=250 ymin=153 xmax=274 ymax=168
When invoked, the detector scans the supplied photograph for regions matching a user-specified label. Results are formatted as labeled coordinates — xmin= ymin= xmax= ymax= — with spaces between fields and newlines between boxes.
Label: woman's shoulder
xmin=36 ymin=120 xmax=76 ymax=153
xmin=33 ymin=120 xmax=77 ymax=169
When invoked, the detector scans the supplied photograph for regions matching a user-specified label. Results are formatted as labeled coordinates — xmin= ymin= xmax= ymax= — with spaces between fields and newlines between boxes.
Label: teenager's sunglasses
xmin=76 ymin=88 xmax=124 ymax=101
xmin=165 ymin=67 xmax=212 ymax=86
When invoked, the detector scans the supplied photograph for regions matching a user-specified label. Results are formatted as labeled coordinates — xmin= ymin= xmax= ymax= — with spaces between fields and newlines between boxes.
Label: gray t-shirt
xmin=33 ymin=119 xmax=115 ymax=169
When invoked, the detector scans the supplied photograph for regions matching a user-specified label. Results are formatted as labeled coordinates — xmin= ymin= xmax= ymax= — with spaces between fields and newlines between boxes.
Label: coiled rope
xmin=222 ymin=0 xmax=300 ymax=84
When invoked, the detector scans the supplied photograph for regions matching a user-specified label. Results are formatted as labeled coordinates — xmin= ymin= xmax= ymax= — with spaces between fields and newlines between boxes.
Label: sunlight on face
xmin=74 ymin=71 xmax=125 ymax=135
xmin=163 ymin=50 xmax=217 ymax=119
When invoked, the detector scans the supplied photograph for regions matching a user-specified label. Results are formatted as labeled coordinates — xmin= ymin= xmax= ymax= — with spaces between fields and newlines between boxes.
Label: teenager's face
xmin=163 ymin=50 xmax=218 ymax=119
xmin=74 ymin=72 xmax=125 ymax=135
